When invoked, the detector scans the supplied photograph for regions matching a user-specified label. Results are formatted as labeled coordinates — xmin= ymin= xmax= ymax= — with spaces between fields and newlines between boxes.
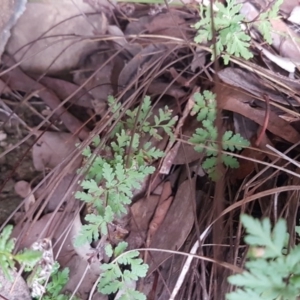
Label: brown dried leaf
xmin=39 ymin=76 xmax=93 ymax=109
xmin=124 ymin=16 xmax=151 ymax=35
xmin=118 ymin=44 xmax=168 ymax=92
xmin=14 ymin=180 xmax=35 ymax=212
xmin=73 ymin=50 xmax=113 ymax=115
xmin=32 ymin=131 xmax=82 ymax=172
xmin=6 ymin=1 xmax=108 ymax=74
xmin=1 ymin=55 xmax=90 ymax=139
xmin=146 ymin=80 xmax=186 ymax=99
xmin=230 ymin=147 xmax=266 ymax=181
xmin=218 ymin=67 xmax=300 ymax=106
xmin=126 ymin=195 xmax=160 ymax=249
xmin=0 ymin=78 xmax=11 ymax=93
xmin=145 ymin=11 xmax=191 ymax=40
xmin=35 ymin=173 xmax=77 ymax=213
xmin=219 ymin=87 xmax=300 ymax=144
xmin=281 ymin=0 xmax=299 ymax=15
xmin=146 ymin=182 xmax=173 ymax=245
xmin=107 ymin=25 xmax=142 ymax=56
xmin=147 ymin=179 xmax=195 ymax=275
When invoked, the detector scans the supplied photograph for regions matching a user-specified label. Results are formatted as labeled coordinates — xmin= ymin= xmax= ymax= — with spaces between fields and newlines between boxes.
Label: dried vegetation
xmin=1 ymin=0 xmax=300 ymax=299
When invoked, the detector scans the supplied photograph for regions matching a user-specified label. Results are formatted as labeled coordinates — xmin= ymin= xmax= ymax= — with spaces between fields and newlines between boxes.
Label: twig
xmin=255 ymin=94 xmax=270 ymax=146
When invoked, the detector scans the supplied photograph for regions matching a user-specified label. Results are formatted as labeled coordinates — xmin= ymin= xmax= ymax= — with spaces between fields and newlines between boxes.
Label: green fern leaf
xmin=241 ymin=215 xmax=287 ymax=258
xmin=202 ymin=157 xmax=217 ymax=170
xmin=118 ymin=289 xmax=146 ymax=300
xmin=222 ymin=154 xmax=239 ymax=168
xmin=14 ymin=250 xmax=42 ymax=267
xmin=223 ymin=132 xmax=250 ymax=151
xmin=114 ymin=241 xmax=128 ymax=257
xmin=226 ymin=287 xmax=265 ymax=300
xmin=105 ymin=244 xmax=113 ymax=258
xmin=257 ymin=18 xmax=273 ymax=44
xmin=225 ymin=29 xmax=253 ymax=61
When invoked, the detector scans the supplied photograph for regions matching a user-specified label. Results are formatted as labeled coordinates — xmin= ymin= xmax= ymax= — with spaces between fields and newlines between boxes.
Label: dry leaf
xmin=118 ymin=44 xmax=168 ymax=92
xmin=14 ymin=180 xmax=36 ymax=212
xmin=281 ymin=0 xmax=299 ymax=15
xmin=147 ymin=179 xmax=195 ymax=274
xmin=39 ymin=76 xmax=94 ymax=109
xmin=146 ymin=80 xmax=186 ymax=99
xmin=1 ymin=55 xmax=90 ymax=139
xmin=145 ymin=11 xmax=191 ymax=40
xmin=124 ymin=15 xmax=151 ymax=35
xmin=270 ymin=18 xmax=300 ymax=61
xmin=218 ymin=67 xmax=300 ymax=107
xmin=127 ymin=195 xmax=160 ymax=249
xmin=73 ymin=49 xmax=114 ymax=115
xmin=146 ymin=182 xmax=173 ymax=245
xmin=0 ymin=78 xmax=11 ymax=93
xmin=35 ymin=173 xmax=78 ymax=213
xmin=6 ymin=1 xmax=108 ymax=74
xmin=107 ymin=25 xmax=141 ymax=56
xmin=32 ymin=131 xmax=82 ymax=172
xmin=219 ymin=86 xmax=300 ymax=144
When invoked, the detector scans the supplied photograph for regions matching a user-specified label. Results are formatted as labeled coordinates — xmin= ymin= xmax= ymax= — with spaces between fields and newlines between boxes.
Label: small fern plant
xmin=34 ymin=262 xmax=80 ymax=300
xmin=189 ymin=90 xmax=249 ymax=180
xmin=100 ymin=241 xmax=148 ymax=299
xmin=227 ymin=214 xmax=300 ymax=300
xmin=193 ymin=0 xmax=283 ymax=64
xmin=75 ymin=96 xmax=176 ymax=299
xmin=0 ymin=225 xmax=42 ymax=283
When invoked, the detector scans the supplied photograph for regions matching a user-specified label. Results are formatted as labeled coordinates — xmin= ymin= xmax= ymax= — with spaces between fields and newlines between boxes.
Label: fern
xmin=189 ymin=91 xmax=249 ymax=180
xmin=193 ymin=0 xmax=282 ymax=64
xmin=32 ymin=262 xmax=80 ymax=300
xmin=76 ymin=96 xmax=174 ymax=245
xmin=0 ymin=225 xmax=42 ymax=282
xmin=256 ymin=0 xmax=283 ymax=44
xmin=227 ymin=215 xmax=300 ymax=300
xmin=75 ymin=96 xmax=176 ymax=298
xmin=98 ymin=242 xmax=148 ymax=300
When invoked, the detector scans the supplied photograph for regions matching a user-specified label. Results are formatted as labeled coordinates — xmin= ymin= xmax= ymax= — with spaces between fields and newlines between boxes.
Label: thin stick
xmin=255 ymin=94 xmax=270 ymax=146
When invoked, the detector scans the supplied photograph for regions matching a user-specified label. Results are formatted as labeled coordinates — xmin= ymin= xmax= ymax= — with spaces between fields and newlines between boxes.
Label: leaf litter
xmin=1 ymin=0 xmax=300 ymax=299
